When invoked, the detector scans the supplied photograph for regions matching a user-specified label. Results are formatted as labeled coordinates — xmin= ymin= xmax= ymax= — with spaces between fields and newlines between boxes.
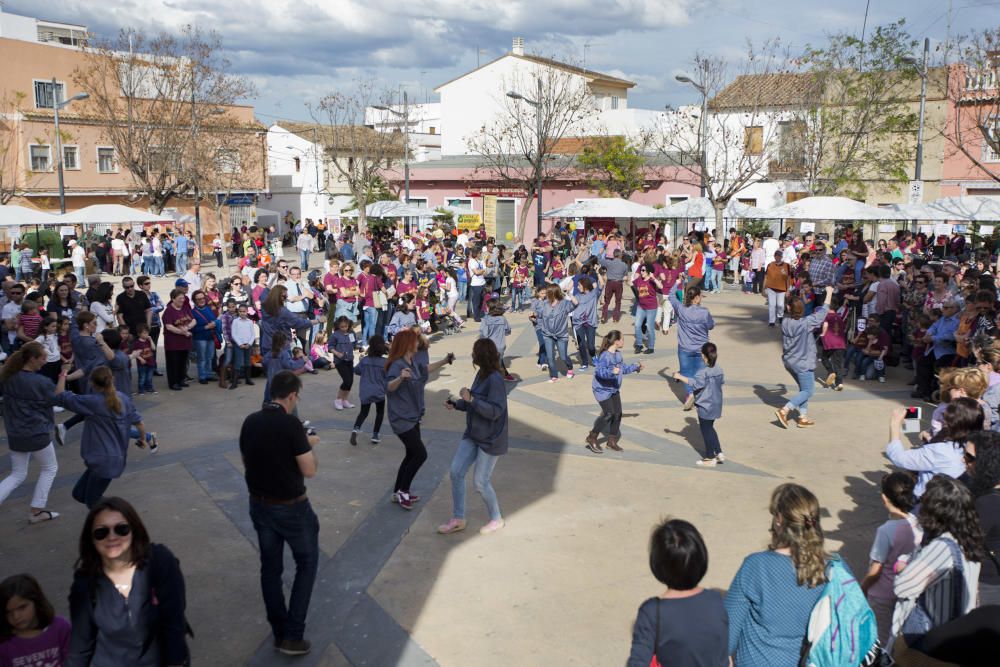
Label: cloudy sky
xmin=10 ymin=0 xmax=999 ymax=121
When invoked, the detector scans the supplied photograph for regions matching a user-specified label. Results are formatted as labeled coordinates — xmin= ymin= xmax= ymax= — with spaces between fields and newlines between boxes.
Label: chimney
xmin=512 ymin=37 xmax=524 ymax=56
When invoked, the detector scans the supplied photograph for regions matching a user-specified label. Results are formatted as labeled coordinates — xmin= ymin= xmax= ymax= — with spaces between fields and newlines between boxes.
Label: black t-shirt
xmin=115 ymin=291 xmax=151 ymax=333
xmin=976 ymin=490 xmax=1000 ymax=585
xmin=239 ymin=405 xmax=311 ymax=499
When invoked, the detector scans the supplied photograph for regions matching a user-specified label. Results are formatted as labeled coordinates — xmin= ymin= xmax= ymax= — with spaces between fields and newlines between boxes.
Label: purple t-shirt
xmin=0 ymin=615 xmax=70 ymax=667
xmin=867 ymin=516 xmax=920 ymax=600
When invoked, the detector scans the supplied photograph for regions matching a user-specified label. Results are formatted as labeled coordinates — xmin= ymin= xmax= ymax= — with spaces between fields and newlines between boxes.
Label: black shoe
xmin=198 ymin=379 xmax=208 ymax=385
xmin=245 ymin=378 xmax=255 ymax=386
xmin=169 ymin=384 xmax=183 ymax=391
xmin=634 ymin=346 xmax=642 ymax=354
xmin=768 ymin=323 xmax=775 ymax=328
xmin=153 ymin=371 xmax=164 ymax=377
xmin=276 ymin=638 xmax=311 ymax=656
xmin=643 ymin=348 xmax=654 ymax=354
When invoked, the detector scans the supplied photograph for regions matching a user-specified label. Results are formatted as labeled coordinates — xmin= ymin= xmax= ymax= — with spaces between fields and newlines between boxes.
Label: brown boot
xmin=605 ymin=435 xmax=623 ymax=451
xmin=585 ymin=431 xmax=603 ymax=454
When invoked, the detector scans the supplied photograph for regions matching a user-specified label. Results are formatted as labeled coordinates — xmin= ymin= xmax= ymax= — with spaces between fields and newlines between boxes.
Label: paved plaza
xmin=0 ymin=284 xmax=906 ymax=666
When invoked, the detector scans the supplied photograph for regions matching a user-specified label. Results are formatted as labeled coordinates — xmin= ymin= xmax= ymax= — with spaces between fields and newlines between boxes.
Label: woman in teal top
xmin=725 ymin=483 xmax=827 ymax=665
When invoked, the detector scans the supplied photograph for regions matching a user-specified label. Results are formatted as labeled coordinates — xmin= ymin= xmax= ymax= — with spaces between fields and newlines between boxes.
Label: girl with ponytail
xmin=725 ymin=483 xmax=831 ymax=665
xmin=0 ymin=342 xmax=75 ymax=523
xmin=55 ymin=366 xmax=150 ymax=508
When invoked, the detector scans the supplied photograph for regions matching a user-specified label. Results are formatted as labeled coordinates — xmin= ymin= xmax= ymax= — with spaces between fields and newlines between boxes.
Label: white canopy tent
xmin=340 ymin=201 xmax=438 ymax=219
xmin=653 ymin=197 xmax=767 ymax=220
xmin=542 ymin=198 xmax=660 ymax=219
xmin=758 ymin=196 xmax=907 ymax=221
xmin=925 ymin=196 xmax=1000 ymax=222
xmin=0 ymin=205 xmax=59 ymax=227
xmin=882 ymin=202 xmax=962 ymax=221
xmin=58 ymin=204 xmax=174 ymax=225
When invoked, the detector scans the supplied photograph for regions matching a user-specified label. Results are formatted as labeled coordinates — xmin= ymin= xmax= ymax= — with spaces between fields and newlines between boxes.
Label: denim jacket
xmin=453 ymin=370 xmax=508 ymax=455
xmin=592 ymin=350 xmax=640 ymax=402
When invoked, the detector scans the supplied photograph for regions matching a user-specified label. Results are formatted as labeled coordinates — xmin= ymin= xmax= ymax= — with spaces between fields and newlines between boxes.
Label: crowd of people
xmin=2 ymin=216 xmax=1000 ymax=664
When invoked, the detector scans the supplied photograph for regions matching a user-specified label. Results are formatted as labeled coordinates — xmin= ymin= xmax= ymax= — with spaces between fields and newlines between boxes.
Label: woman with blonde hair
xmin=725 ymin=483 xmax=831 ymax=665
xmin=56 ymin=366 xmax=147 ymax=508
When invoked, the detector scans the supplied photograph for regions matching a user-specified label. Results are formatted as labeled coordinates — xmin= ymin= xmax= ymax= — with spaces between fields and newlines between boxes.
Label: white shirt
xmin=296 ymin=233 xmax=313 ymax=252
xmin=152 ymin=237 xmax=163 ymax=257
xmin=90 ymin=302 xmax=115 ymax=333
xmin=2 ymin=301 xmax=20 ymax=343
xmin=469 ymin=258 xmax=486 ymax=287
xmin=230 ymin=317 xmax=256 ymax=347
xmin=285 ymin=280 xmax=308 ymax=313
xmin=71 ymin=245 xmax=86 ymax=267
xmin=456 ymin=233 xmax=469 ymax=248
xmin=445 ymin=275 xmax=458 ymax=298
xmin=111 ymin=238 xmax=126 ymax=253
xmin=762 ymin=238 xmax=780 ymax=268
xmin=782 ymin=245 xmax=797 ymax=265
xmin=35 ymin=333 xmax=61 ymax=362
xmin=183 ymin=270 xmax=202 ymax=291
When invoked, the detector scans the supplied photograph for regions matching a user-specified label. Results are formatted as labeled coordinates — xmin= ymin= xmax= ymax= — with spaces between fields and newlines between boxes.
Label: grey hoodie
xmin=690 ymin=365 xmax=725 ymax=420
xmin=2 ymin=371 xmax=57 ymax=452
xmin=479 ymin=315 xmax=511 ymax=357
xmin=781 ymin=307 xmax=829 ymax=374
xmin=667 ymin=293 xmax=715 ymax=353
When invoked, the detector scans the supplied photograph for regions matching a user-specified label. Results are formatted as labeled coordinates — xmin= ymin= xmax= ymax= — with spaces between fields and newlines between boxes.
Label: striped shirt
xmin=889 ymin=533 xmax=981 ymax=651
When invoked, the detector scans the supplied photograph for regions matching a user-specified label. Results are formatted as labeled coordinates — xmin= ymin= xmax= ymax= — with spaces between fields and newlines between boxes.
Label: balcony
xmin=768 ymin=158 xmax=806 ymax=180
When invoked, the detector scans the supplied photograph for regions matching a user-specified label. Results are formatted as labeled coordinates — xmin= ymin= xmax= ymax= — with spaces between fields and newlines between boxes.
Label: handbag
xmin=373 ymin=290 xmax=388 ymax=310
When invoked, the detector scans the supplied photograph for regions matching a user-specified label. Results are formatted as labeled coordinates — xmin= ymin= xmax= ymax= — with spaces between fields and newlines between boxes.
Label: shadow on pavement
xmin=826 ymin=469 xmax=890 ymax=576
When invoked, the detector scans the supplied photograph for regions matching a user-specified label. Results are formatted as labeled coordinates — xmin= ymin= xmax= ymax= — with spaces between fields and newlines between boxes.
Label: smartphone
xmin=902 ymin=407 xmax=922 ymax=434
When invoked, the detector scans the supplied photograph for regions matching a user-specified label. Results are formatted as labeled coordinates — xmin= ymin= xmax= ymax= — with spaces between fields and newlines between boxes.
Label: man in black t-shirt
xmin=114 ymin=276 xmax=152 ymax=335
xmin=239 ymin=371 xmax=320 ymax=657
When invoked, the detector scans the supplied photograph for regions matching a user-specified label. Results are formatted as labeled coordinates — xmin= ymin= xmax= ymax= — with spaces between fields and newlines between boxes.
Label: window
xmin=777 ymin=121 xmax=807 ymax=164
xmin=293 ymin=157 xmax=301 ymax=172
xmin=495 ymin=198 xmax=517 ymax=241
xmin=147 ymin=147 xmax=179 ymax=174
xmin=33 ymin=80 xmax=65 ymax=109
xmin=743 ymin=126 xmax=764 ymax=156
xmin=216 ymin=148 xmax=240 ymax=174
xmin=62 ymin=145 xmax=79 ymax=170
xmin=407 ymin=197 xmax=428 ymax=207
xmin=97 ymin=147 xmax=117 ymax=173
xmin=668 ymin=196 xmax=689 ymax=205
xmin=737 ymin=198 xmax=758 ymax=206
xmin=347 ymin=156 xmax=355 ymax=171
xmin=984 ymin=117 xmax=1000 ymax=163
xmin=29 ymin=144 xmax=51 ymax=172
xmin=428 ymin=126 xmax=436 ymax=135
xmin=611 ymin=96 xmax=619 ymax=110
xmin=446 ymin=197 xmax=472 ymax=208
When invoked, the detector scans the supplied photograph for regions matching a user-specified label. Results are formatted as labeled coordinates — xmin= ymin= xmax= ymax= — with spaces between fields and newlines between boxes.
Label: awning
xmin=58 ymin=204 xmax=174 ymax=225
xmin=757 ymin=196 xmax=906 ymax=221
xmin=653 ymin=197 xmax=767 ymax=219
xmin=0 ymin=205 xmax=59 ymax=227
xmin=340 ymin=201 xmax=437 ymax=218
xmin=542 ymin=198 xmax=660 ymax=218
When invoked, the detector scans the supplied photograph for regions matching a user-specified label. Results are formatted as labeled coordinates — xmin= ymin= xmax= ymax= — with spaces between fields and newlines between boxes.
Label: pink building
xmin=941 ymin=63 xmax=1000 ymax=197
xmin=389 ymin=156 xmax=700 ymax=244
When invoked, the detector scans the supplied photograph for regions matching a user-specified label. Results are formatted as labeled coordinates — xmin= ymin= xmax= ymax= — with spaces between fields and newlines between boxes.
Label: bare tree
xmin=655 ymin=41 xmax=790 ymax=231
xmin=311 ymin=80 xmax=406 ymax=231
xmin=939 ymin=27 xmax=1000 ymax=187
xmin=466 ymin=61 xmax=595 ymax=241
xmin=199 ymin=124 xmax=267 ymax=235
xmin=795 ymin=21 xmax=919 ymax=198
xmin=73 ymin=26 xmax=254 ymax=213
xmin=0 ymin=90 xmax=29 ymax=204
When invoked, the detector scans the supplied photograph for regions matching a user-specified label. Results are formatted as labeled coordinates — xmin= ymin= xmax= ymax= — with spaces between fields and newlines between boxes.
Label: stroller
xmin=435 ymin=302 xmax=463 ymax=335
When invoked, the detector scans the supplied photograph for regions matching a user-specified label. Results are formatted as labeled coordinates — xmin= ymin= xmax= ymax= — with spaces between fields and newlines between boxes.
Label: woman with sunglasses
xmin=68 ymin=496 xmax=191 ymax=667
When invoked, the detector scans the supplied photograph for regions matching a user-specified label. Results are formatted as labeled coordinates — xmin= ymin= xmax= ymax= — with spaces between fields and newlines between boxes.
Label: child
xmin=626 ymin=519 xmax=728 ymax=666
xmin=529 ymin=284 xmax=550 ymax=370
xmin=819 ymin=296 xmax=847 ymax=391
xmin=250 ymin=343 xmax=264 ymax=377
xmin=292 ymin=345 xmax=315 ymax=373
xmin=33 ymin=316 xmax=61 ymax=383
xmin=263 ymin=331 xmax=306 ymax=404
xmin=351 ymin=335 xmax=388 ymax=446
xmin=387 ymin=294 xmax=417 ymax=340
xmin=57 ymin=317 xmax=73 ymax=366
xmin=310 ymin=331 xmax=332 ymax=370
xmin=570 ymin=275 xmax=603 ymax=370
xmin=511 ymin=259 xmax=531 ymax=312
xmin=99 ymin=328 xmax=138 ymax=396
xmin=909 ymin=312 xmax=932 ymax=381
xmin=219 ymin=299 xmax=239 ymax=386
xmin=799 ymin=276 xmax=815 ymax=316
xmin=15 ymin=301 xmax=43 ymax=345
xmin=415 ymin=286 xmax=432 ymax=333
xmin=586 ymin=330 xmax=642 ymax=453
xmin=230 ymin=303 xmax=256 ymax=387
xmin=132 ymin=323 xmax=157 ymax=394
xmin=480 ymin=299 xmax=513 ymax=380
xmin=859 ymin=323 xmax=890 ymax=383
xmin=328 ymin=315 xmax=356 ymax=409
xmin=0 ymin=573 xmax=71 ymax=666
xmin=673 ymin=342 xmax=726 ymax=466
xmin=710 ymin=244 xmax=726 ymax=294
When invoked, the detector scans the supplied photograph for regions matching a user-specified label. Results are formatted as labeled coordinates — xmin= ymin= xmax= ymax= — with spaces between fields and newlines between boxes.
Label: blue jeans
xmin=542 ymin=335 xmax=572 ymax=378
xmin=469 ymin=285 xmax=485 ymax=321
xmin=449 ymin=437 xmax=501 ymax=521
xmin=299 ymin=250 xmax=310 ymax=269
xmin=231 ymin=346 xmax=251 ymax=371
xmin=128 ymin=427 xmax=154 ymax=444
xmin=845 ymin=346 xmax=865 ymax=378
xmin=155 ymin=256 xmax=166 ymax=276
xmin=575 ymin=324 xmax=596 ymax=367
xmin=74 ymin=266 xmax=85 ymax=283
xmin=249 ymin=499 xmax=320 ymax=642
xmin=859 ymin=356 xmax=885 ymax=380
xmin=535 ymin=327 xmax=547 ymax=365
xmin=362 ymin=306 xmax=378 ymax=345
xmin=194 ymin=338 xmax=215 ymax=380
xmin=176 ymin=252 xmax=188 ymax=274
xmin=784 ymin=367 xmax=815 ymax=416
xmin=72 ymin=469 xmax=112 ymax=508
xmin=511 ymin=285 xmax=528 ymax=311
xmin=457 ymin=279 xmax=467 ymax=302
xmin=678 ymin=347 xmax=704 ymax=395
xmin=704 ymin=266 xmax=715 ymax=291
xmin=137 ymin=365 xmax=154 ymax=392
xmin=634 ymin=307 xmax=657 ymax=350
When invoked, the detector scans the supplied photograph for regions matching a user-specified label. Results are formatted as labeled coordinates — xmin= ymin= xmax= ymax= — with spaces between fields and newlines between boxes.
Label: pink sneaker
xmin=437 ymin=518 xmax=467 ymax=534
xmin=548 ymin=377 xmax=559 ymax=383
xmin=479 ymin=519 xmax=505 ymax=535
xmin=342 ymin=400 xmax=355 ymax=409
xmin=334 ymin=399 xmax=344 ymax=410
xmin=566 ymin=370 xmax=575 ymax=379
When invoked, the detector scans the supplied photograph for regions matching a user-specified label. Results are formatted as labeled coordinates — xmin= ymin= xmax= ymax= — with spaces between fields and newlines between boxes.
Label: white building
xmin=434 ymin=38 xmax=650 ymax=156
xmin=266 ymin=124 xmax=348 ymax=226
xmin=0 ymin=7 xmax=86 ymax=46
xmin=365 ymin=102 xmax=441 ymax=162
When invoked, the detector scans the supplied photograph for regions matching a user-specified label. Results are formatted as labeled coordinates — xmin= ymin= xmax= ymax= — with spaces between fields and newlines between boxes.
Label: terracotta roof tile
xmin=709 ymin=73 xmax=820 ymax=110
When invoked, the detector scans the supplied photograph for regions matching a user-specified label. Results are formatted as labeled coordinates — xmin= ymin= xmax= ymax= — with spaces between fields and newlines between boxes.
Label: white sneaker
xmin=55 ymin=424 xmax=66 ymax=447
xmin=334 ymin=399 xmax=344 ymax=410
xmin=878 ymin=376 xmax=886 ymax=383
xmin=342 ymin=400 xmax=355 ymax=409
xmin=53 ymin=406 xmax=65 ymax=413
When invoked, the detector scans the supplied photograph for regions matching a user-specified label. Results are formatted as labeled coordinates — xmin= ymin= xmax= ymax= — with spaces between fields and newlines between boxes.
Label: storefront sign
xmin=60 ymin=226 xmax=76 ymax=237
xmin=799 ymin=222 xmax=815 ymax=233
xmin=483 ymin=195 xmax=497 ymax=238
xmin=457 ymin=213 xmax=481 ymax=232
xmin=934 ymin=223 xmax=953 ymax=237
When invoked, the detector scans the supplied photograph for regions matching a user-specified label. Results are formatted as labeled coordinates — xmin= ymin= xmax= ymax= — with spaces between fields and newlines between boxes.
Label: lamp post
xmin=373 ymin=91 xmax=411 ymax=232
xmin=675 ymin=74 xmax=707 ymax=198
xmin=902 ymin=37 xmax=930 ymax=184
xmin=507 ymin=77 xmax=544 ymax=238
xmin=190 ymin=86 xmax=225 ymax=261
xmin=52 ymin=80 xmax=89 ymax=214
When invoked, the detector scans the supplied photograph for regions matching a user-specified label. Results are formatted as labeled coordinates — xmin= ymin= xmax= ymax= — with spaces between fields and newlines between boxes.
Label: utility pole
xmin=52 ymin=79 xmax=89 ymax=213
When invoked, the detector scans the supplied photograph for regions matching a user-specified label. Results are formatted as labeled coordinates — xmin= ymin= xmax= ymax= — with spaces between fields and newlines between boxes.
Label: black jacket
xmin=68 ymin=543 xmax=191 ymax=666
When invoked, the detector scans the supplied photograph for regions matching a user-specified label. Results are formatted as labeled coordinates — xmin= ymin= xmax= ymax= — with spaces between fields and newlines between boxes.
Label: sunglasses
xmin=93 ymin=522 xmax=131 ymax=541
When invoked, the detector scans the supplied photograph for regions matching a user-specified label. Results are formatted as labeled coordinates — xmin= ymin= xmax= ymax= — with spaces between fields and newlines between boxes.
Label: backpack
xmin=799 ymin=556 xmax=880 ymax=667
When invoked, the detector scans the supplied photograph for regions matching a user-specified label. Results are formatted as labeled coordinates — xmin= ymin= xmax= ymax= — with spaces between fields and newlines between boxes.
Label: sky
xmin=9 ymin=0 xmax=1000 ymax=123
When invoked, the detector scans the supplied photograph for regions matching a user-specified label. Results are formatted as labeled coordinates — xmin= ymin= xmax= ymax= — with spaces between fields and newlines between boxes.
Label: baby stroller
xmin=435 ymin=302 xmax=463 ymax=335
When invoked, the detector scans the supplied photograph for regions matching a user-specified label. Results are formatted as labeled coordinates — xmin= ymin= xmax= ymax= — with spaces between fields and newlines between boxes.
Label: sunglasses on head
xmin=93 ymin=522 xmax=131 ymax=541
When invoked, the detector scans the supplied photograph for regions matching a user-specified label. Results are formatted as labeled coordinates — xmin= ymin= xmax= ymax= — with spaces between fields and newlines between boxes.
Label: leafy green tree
xmin=576 ymin=136 xmax=646 ymax=198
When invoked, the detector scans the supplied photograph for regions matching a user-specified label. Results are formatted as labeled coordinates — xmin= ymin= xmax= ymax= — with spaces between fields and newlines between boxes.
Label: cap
xmin=174 ymin=278 xmax=189 ymax=287
xmin=68 ymin=239 xmax=77 ymax=246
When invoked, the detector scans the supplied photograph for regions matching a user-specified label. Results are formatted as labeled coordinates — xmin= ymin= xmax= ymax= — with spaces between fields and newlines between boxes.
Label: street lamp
xmin=373 ymin=91 xmax=411 ymax=232
xmin=52 ymin=81 xmax=89 ymax=214
xmin=676 ymin=74 xmax=707 ymax=198
xmin=507 ymin=77 xmax=544 ymax=238
xmin=902 ymin=38 xmax=930 ymax=186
